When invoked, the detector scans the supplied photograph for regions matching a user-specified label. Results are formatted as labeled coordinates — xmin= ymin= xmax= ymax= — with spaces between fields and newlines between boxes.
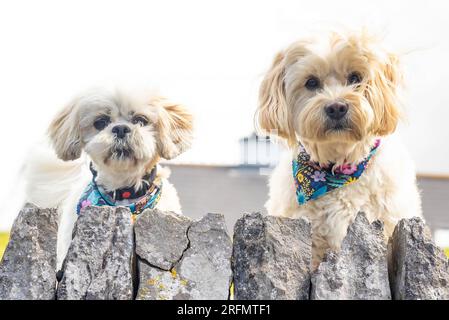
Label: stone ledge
xmin=1 ymin=205 xmax=448 ymax=300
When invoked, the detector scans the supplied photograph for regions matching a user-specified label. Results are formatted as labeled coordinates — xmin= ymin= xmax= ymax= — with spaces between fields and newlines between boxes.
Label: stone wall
xmin=0 ymin=204 xmax=448 ymax=300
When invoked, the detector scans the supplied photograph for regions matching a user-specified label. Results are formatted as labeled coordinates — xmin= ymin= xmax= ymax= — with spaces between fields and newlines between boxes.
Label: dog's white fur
xmin=256 ymin=31 xmax=422 ymax=268
xmin=23 ymin=88 xmax=193 ymax=269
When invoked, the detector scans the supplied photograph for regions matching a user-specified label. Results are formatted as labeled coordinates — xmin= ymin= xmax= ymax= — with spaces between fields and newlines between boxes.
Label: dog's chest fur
xmin=266 ymin=135 xmax=422 ymax=266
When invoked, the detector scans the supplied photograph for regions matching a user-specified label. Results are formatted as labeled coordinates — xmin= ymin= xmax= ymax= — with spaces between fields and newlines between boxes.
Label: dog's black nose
xmin=112 ymin=125 xmax=131 ymax=139
xmin=325 ymin=103 xmax=349 ymax=120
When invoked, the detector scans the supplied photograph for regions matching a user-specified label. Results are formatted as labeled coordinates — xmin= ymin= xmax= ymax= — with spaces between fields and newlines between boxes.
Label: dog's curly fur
xmin=256 ymin=31 xmax=422 ymax=269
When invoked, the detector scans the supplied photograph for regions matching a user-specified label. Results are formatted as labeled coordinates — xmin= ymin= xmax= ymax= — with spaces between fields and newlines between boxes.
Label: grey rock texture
xmin=232 ymin=212 xmax=312 ymax=300
xmin=136 ymin=211 xmax=232 ymax=300
xmin=56 ymin=206 xmax=134 ymax=300
xmin=388 ymin=217 xmax=449 ymax=300
xmin=135 ymin=209 xmax=191 ymax=270
xmin=0 ymin=203 xmax=58 ymax=300
xmin=311 ymin=213 xmax=391 ymax=300
xmin=3 ymin=203 xmax=449 ymax=301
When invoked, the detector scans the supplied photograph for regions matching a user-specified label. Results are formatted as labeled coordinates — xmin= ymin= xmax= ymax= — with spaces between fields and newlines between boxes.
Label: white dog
xmin=256 ymin=31 xmax=422 ymax=268
xmin=23 ymin=88 xmax=193 ymax=269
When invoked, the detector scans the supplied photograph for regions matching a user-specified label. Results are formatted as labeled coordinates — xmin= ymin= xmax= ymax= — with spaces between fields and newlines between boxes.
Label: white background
xmin=0 ymin=0 xmax=449 ymax=229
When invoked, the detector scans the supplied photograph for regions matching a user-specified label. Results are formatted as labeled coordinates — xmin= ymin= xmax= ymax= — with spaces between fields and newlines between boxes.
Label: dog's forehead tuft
xmin=306 ymin=39 xmax=334 ymax=61
xmin=290 ymin=36 xmax=377 ymax=80
xmin=76 ymin=94 xmax=117 ymax=119
xmin=109 ymin=92 xmax=155 ymax=117
xmin=124 ymin=101 xmax=157 ymax=118
xmin=305 ymin=36 xmax=361 ymax=62
xmin=73 ymin=89 xmax=162 ymax=123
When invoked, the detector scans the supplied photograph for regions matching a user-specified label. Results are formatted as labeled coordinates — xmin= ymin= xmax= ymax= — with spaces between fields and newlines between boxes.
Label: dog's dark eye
xmin=93 ymin=116 xmax=110 ymax=131
xmin=132 ymin=116 xmax=149 ymax=126
xmin=305 ymin=76 xmax=321 ymax=90
xmin=348 ymin=72 xmax=362 ymax=85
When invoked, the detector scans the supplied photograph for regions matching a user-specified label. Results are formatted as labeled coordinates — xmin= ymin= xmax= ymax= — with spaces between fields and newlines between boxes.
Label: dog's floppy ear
xmin=256 ymin=51 xmax=295 ymax=146
xmin=48 ymin=100 xmax=82 ymax=161
xmin=155 ymin=98 xmax=194 ymax=160
xmin=366 ymin=52 xmax=403 ymax=136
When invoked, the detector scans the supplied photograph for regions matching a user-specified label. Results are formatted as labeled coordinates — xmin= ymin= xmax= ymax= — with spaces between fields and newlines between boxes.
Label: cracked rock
xmin=135 ymin=209 xmax=191 ymax=270
xmin=232 ymin=212 xmax=312 ymax=300
xmin=311 ymin=212 xmax=391 ymax=300
xmin=388 ymin=217 xmax=449 ymax=300
xmin=56 ymin=206 xmax=134 ymax=300
xmin=0 ymin=203 xmax=58 ymax=300
xmin=136 ymin=211 xmax=232 ymax=300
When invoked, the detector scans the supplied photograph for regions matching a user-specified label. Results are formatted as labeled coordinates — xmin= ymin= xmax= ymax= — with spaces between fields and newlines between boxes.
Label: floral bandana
xmin=76 ymin=163 xmax=162 ymax=216
xmin=292 ymin=139 xmax=380 ymax=205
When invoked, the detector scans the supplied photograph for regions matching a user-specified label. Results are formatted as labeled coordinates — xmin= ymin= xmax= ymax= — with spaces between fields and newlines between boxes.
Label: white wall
xmin=0 ymin=0 xmax=448 ymax=229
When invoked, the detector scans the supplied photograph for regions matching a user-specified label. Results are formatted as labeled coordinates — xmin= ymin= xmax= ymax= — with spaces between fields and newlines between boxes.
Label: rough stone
xmin=0 ymin=203 xmax=58 ymax=300
xmin=2 ymin=203 xmax=449 ymax=301
xmin=135 ymin=209 xmax=191 ymax=270
xmin=232 ymin=212 xmax=312 ymax=300
xmin=136 ymin=212 xmax=233 ymax=300
xmin=388 ymin=217 xmax=449 ymax=300
xmin=311 ymin=212 xmax=391 ymax=300
xmin=56 ymin=206 xmax=134 ymax=300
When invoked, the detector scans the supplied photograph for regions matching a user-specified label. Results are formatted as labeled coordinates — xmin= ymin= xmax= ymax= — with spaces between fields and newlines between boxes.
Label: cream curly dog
xmin=256 ymin=31 xmax=422 ymax=268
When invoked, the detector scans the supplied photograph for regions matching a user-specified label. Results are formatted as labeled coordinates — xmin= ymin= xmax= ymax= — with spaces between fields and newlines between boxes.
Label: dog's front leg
xmin=56 ymin=202 xmax=79 ymax=271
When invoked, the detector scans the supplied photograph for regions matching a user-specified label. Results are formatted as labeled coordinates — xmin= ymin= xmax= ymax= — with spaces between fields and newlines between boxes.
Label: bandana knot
xmin=292 ymin=139 xmax=380 ymax=205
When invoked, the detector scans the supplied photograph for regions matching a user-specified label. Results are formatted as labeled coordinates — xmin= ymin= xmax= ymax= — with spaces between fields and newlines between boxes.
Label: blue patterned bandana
xmin=77 ymin=164 xmax=162 ymax=216
xmin=292 ymin=139 xmax=380 ymax=205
